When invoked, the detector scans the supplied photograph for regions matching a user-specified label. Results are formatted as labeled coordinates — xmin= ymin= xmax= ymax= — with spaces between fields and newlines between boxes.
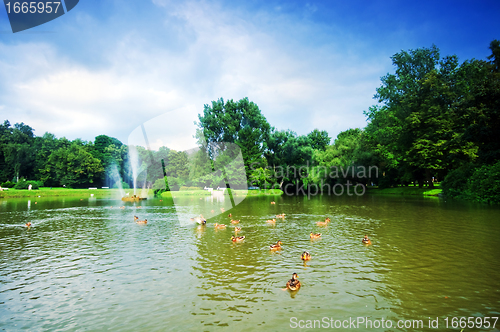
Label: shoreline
xmin=365 ymin=186 xmax=442 ymax=196
xmin=0 ymin=188 xmax=285 ymax=199
xmin=0 ymin=188 xmax=151 ymax=199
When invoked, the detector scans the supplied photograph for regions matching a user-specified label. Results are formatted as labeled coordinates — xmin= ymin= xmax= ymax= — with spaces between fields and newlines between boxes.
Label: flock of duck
xmin=24 ymin=200 xmax=372 ymax=291
xmin=184 ymin=201 xmax=372 ymax=292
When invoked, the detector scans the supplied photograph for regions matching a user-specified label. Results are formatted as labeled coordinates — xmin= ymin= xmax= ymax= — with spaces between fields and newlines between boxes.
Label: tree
xmin=307 ymin=129 xmax=331 ymax=151
xmin=0 ymin=121 xmax=36 ymax=182
xmin=40 ymin=140 xmax=104 ymax=188
xmin=197 ymin=97 xmax=271 ymax=180
xmin=365 ymin=45 xmax=480 ymax=187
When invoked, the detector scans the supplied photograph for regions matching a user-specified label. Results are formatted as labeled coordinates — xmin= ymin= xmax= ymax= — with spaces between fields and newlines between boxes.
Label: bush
xmin=441 ymin=164 xmax=475 ymax=198
xmin=14 ymin=180 xmax=41 ymax=190
xmin=442 ymin=161 xmax=500 ymax=204
xmin=1 ymin=181 xmax=16 ymax=188
xmin=153 ymin=178 xmax=168 ymax=191
xmin=468 ymin=162 xmax=500 ymax=204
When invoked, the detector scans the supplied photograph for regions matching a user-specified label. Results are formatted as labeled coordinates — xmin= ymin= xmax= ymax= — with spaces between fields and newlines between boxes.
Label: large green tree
xmin=197 ymin=97 xmax=271 ymax=181
xmin=40 ymin=140 xmax=104 ymax=188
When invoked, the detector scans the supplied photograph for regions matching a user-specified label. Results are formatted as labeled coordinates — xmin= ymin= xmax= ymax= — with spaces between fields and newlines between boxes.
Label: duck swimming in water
xmin=214 ymin=223 xmax=226 ymax=229
xmin=276 ymin=214 xmax=286 ymax=218
xmin=234 ymin=226 xmax=241 ymax=233
xmin=285 ymin=273 xmax=301 ymax=291
xmin=316 ymin=218 xmax=330 ymax=226
xmin=230 ymin=219 xmax=240 ymax=224
xmin=266 ymin=218 xmax=276 ymax=224
xmin=25 ymin=222 xmax=32 ymax=228
xmin=301 ymin=251 xmax=311 ymax=261
xmin=270 ymin=201 xmax=275 ymax=205
xmin=136 ymin=219 xmax=147 ymax=225
xmin=362 ymin=235 xmax=371 ymax=245
xmin=270 ymin=240 xmax=282 ymax=250
xmin=231 ymin=235 xmax=245 ymax=242
xmin=190 ymin=214 xmax=207 ymax=225
xmin=310 ymin=232 xmax=321 ymax=239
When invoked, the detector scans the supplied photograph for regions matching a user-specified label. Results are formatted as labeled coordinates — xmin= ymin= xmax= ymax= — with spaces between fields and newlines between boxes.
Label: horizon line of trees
xmin=1 ymin=40 xmax=499 ymax=202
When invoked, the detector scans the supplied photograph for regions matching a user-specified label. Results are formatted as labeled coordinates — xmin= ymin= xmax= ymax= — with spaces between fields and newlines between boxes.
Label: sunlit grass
xmin=366 ymin=186 xmax=442 ymax=196
xmin=0 ymin=187 xmax=158 ymax=198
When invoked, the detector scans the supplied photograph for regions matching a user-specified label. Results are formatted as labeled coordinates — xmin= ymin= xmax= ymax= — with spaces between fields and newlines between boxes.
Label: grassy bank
xmin=366 ymin=186 xmax=442 ymax=196
xmin=0 ymin=188 xmax=153 ymax=198
xmin=161 ymin=190 xmax=212 ymax=198
xmin=161 ymin=189 xmax=283 ymax=198
xmin=230 ymin=189 xmax=283 ymax=196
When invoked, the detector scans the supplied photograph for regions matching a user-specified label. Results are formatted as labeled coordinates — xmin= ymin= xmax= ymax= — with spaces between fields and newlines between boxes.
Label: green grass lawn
xmin=161 ymin=188 xmax=283 ymax=198
xmin=1 ymin=186 xmax=439 ymax=198
xmin=230 ymin=189 xmax=283 ymax=196
xmin=366 ymin=185 xmax=442 ymax=196
xmin=0 ymin=187 xmax=153 ymax=198
xmin=161 ymin=190 xmax=212 ymax=198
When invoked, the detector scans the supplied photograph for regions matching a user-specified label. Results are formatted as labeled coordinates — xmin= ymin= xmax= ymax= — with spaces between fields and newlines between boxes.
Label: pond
xmin=1 ymin=194 xmax=499 ymax=331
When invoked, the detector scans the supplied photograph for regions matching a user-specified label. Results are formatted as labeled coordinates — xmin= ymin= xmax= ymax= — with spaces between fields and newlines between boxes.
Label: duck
xmin=234 ymin=226 xmax=241 ymax=233
xmin=301 ymin=251 xmax=311 ymax=261
xmin=25 ymin=222 xmax=32 ymax=228
xmin=276 ymin=214 xmax=286 ymax=218
xmin=190 ymin=214 xmax=207 ymax=225
xmin=230 ymin=219 xmax=240 ymax=224
xmin=362 ymin=235 xmax=372 ymax=245
xmin=270 ymin=240 xmax=282 ymax=250
xmin=228 ymin=213 xmax=232 ymax=217
xmin=136 ymin=219 xmax=147 ymax=225
xmin=134 ymin=216 xmax=139 ymax=222
xmin=266 ymin=218 xmax=276 ymax=224
xmin=316 ymin=220 xmax=329 ymax=226
xmin=310 ymin=232 xmax=322 ymax=239
xmin=286 ymin=273 xmax=301 ymax=291
xmin=325 ymin=217 xmax=331 ymax=222
xmin=231 ymin=235 xmax=245 ymax=242
xmin=270 ymin=201 xmax=275 ymax=205
xmin=214 ymin=223 xmax=226 ymax=229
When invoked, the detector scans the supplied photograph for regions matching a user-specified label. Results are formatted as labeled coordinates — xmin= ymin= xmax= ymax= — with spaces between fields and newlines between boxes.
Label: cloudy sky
xmin=0 ymin=0 xmax=499 ymax=151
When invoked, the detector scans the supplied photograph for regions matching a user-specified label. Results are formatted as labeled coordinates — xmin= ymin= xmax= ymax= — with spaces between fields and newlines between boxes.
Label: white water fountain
xmin=108 ymin=163 xmax=125 ymax=199
xmin=122 ymin=145 xmax=147 ymax=202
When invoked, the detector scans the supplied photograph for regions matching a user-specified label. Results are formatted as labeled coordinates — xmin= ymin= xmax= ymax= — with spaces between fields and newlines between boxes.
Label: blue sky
xmin=0 ymin=0 xmax=499 ymax=150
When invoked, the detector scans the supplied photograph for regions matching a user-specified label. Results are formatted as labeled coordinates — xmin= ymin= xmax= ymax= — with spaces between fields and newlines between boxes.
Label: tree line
xmin=1 ymin=40 xmax=498 ymax=202
xmin=195 ymin=41 xmax=500 ymax=203
xmin=308 ymin=40 xmax=499 ymax=203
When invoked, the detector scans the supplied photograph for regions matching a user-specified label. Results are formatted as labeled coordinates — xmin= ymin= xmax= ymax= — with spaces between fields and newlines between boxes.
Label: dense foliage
xmin=1 ymin=41 xmax=498 ymax=202
xmin=339 ymin=40 xmax=499 ymax=202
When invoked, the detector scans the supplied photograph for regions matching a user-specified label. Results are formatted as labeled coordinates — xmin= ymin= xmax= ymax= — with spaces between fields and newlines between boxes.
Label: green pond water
xmin=1 ymin=194 xmax=499 ymax=331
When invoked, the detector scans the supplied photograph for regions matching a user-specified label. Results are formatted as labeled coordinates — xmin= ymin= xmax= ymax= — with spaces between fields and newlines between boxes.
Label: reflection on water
xmin=0 ymin=195 xmax=499 ymax=331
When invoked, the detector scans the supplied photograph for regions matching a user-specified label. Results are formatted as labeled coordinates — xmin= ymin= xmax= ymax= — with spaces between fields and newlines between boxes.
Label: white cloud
xmin=0 ymin=0 xmax=392 ymax=147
